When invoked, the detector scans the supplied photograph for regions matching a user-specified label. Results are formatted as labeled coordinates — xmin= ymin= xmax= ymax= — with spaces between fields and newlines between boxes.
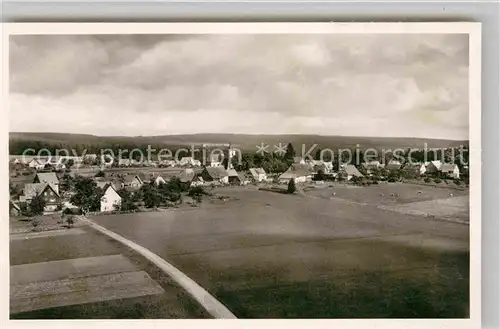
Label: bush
xmin=388 ymin=177 xmax=397 ymax=183
xmin=287 ymin=179 xmax=296 ymax=194
xmin=66 ymin=217 xmax=75 ymax=228
xmin=424 ymin=177 xmax=431 ymax=183
xmin=454 ymin=179 xmax=461 ymax=186
xmin=434 ymin=178 xmax=442 ymax=184
xmin=63 ymin=207 xmax=82 ymax=215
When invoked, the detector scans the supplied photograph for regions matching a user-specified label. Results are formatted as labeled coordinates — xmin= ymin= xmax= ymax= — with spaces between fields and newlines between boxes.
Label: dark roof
xmin=284 ymin=163 xmax=313 ymax=177
xmin=343 ymin=165 xmax=364 ymax=177
xmin=204 ymin=166 xmax=229 ymax=179
xmin=35 ymin=172 xmax=59 ymax=185
xmin=23 ymin=183 xmax=59 ymax=199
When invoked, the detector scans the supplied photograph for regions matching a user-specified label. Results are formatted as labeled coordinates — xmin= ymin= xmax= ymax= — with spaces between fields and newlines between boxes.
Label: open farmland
xmin=92 ymin=186 xmax=469 ymax=318
xmin=305 ymin=183 xmax=470 ymax=224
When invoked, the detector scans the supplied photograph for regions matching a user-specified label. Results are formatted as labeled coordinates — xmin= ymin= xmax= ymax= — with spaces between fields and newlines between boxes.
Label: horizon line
xmin=9 ymin=131 xmax=469 ymax=142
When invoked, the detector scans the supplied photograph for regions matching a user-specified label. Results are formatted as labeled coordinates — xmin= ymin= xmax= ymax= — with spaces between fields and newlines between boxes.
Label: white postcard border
xmin=0 ymin=22 xmax=482 ymax=329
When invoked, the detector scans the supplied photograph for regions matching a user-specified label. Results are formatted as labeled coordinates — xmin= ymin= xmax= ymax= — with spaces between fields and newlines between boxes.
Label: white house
xmin=249 ymin=168 xmax=267 ymax=182
xmin=279 ymin=164 xmax=313 ymax=184
xmin=440 ymin=163 xmax=460 ymax=179
xmin=154 ymin=175 xmax=166 ymax=186
xmin=28 ymin=159 xmax=45 ymax=170
xmin=100 ymin=185 xmax=122 ymax=212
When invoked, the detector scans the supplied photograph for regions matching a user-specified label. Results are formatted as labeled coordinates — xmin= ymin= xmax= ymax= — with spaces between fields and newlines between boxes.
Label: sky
xmin=9 ymin=33 xmax=469 ymax=140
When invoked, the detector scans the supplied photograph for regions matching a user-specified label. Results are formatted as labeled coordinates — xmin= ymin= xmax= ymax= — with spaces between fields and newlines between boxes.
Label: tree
xmin=66 ymin=216 xmax=75 ymax=228
xmin=9 ymin=183 xmax=21 ymax=199
xmin=285 ymin=143 xmax=295 ymax=162
xmin=314 ymin=169 xmax=325 ymax=181
xmin=70 ymin=176 xmax=102 ymax=212
xmin=118 ymin=189 xmax=138 ymax=211
xmin=188 ymin=186 xmax=205 ymax=204
xmin=66 ymin=159 xmax=75 ymax=170
xmin=141 ymin=184 xmax=162 ymax=208
xmin=287 ymin=178 xmax=296 ymax=194
xmin=30 ymin=194 xmax=46 ymax=216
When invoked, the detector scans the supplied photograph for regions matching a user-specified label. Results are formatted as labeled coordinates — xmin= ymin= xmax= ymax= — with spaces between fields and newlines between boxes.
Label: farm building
xmin=249 ymin=168 xmax=267 ymax=182
xmin=33 ymin=172 xmax=59 ymax=194
xmin=201 ymin=166 xmax=229 ymax=184
xmin=20 ymin=183 xmax=61 ymax=213
xmin=100 ymin=185 xmax=122 ymax=212
xmin=279 ymin=163 xmax=313 ymax=184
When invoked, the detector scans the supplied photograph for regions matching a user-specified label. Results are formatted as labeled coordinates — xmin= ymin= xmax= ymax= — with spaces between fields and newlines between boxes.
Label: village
xmin=8 ymin=143 xmax=468 ymax=221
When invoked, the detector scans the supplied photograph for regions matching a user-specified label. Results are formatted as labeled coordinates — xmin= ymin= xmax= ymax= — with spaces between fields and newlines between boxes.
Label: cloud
xmin=9 ymin=34 xmax=469 ymax=139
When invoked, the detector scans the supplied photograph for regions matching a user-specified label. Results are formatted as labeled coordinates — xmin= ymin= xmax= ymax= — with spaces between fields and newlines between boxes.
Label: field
xmin=92 ymin=184 xmax=470 ymax=318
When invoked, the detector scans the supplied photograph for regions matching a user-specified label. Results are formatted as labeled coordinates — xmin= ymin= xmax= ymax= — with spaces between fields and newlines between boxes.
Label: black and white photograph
xmin=3 ymin=23 xmax=481 ymax=326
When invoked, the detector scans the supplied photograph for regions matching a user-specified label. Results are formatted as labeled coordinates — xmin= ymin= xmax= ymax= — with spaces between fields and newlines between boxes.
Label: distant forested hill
xmin=9 ymin=132 xmax=468 ymax=155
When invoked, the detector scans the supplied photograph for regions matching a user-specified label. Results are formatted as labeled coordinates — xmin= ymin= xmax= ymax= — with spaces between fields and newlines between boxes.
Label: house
xmin=385 ymin=160 xmax=402 ymax=171
xmin=191 ymin=175 xmax=205 ymax=187
xmin=226 ymin=169 xmax=243 ymax=185
xmin=122 ymin=175 xmax=143 ymax=190
xmin=340 ymin=164 xmax=364 ymax=181
xmin=177 ymin=169 xmax=197 ymax=187
xmin=440 ymin=163 xmax=460 ymax=179
xmin=209 ymin=153 xmax=222 ymax=167
xmin=425 ymin=160 xmax=442 ymax=174
xmin=100 ymin=185 xmax=122 ymax=212
xmin=118 ymin=158 xmax=131 ymax=167
xmin=201 ymin=166 xmax=229 ymax=185
xmin=279 ymin=163 xmax=313 ymax=184
xmin=159 ymin=160 xmax=176 ymax=167
xmin=362 ymin=160 xmax=382 ymax=171
xmin=249 ymin=168 xmax=267 ymax=182
xmin=403 ymin=163 xmax=427 ymax=176
xmin=10 ymin=201 xmax=21 ymax=216
xmin=33 ymin=172 xmax=59 ymax=194
xmin=20 ymin=183 xmax=61 ymax=213
xmin=153 ymin=175 xmax=166 ymax=186
xmin=179 ymin=157 xmax=199 ymax=167
xmin=83 ymin=154 xmax=98 ymax=162
xmin=28 ymin=158 xmax=45 ymax=170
